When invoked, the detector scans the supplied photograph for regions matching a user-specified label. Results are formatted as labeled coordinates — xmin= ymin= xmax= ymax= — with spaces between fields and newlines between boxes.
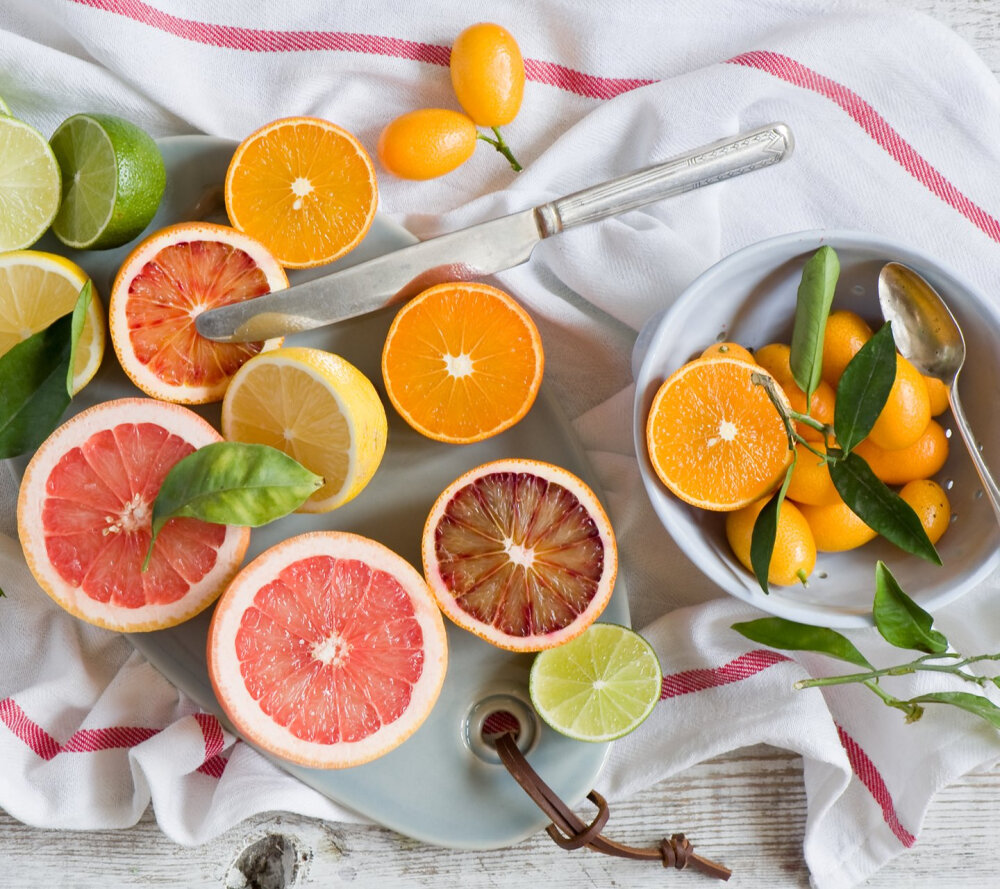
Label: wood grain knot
xmin=225 ymin=833 xmax=302 ymax=889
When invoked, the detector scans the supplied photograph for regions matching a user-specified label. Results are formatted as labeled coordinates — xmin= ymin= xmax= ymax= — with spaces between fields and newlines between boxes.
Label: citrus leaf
xmin=144 ymin=442 xmax=323 ymax=570
xmin=907 ymin=691 xmax=1000 ymax=729
xmin=67 ymin=280 xmax=93 ymax=396
xmin=829 ymin=453 xmax=940 ymax=564
xmin=750 ymin=462 xmax=795 ymax=595
xmin=873 ymin=561 xmax=949 ymax=653
xmin=732 ymin=617 xmax=874 ymax=669
xmin=790 ymin=246 xmax=839 ymax=401
xmin=833 ymin=321 xmax=897 ymax=454
xmin=0 ymin=314 xmax=72 ymax=459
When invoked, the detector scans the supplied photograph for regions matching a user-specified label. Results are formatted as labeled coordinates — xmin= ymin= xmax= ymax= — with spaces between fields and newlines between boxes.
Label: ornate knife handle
xmin=539 ymin=123 xmax=793 ymax=234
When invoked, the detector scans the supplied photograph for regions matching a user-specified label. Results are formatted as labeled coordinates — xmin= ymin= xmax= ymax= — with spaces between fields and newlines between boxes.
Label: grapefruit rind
xmin=421 ymin=458 xmax=617 ymax=653
xmin=108 ymin=221 xmax=287 ymax=404
xmin=17 ymin=397 xmax=250 ymax=632
xmin=645 ymin=357 xmax=793 ymax=512
xmin=207 ymin=531 xmax=448 ymax=769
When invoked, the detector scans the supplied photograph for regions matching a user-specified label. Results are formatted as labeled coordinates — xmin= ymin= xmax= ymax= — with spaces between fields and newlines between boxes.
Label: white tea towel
xmin=3 ymin=3 xmax=1000 ymax=887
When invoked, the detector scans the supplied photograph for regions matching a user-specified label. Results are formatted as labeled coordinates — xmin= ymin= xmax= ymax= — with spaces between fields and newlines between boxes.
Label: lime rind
xmin=0 ymin=117 xmax=61 ymax=250
xmin=529 ymin=623 xmax=662 ymax=743
xmin=0 ymin=95 xmax=10 ymax=116
xmin=50 ymin=112 xmax=166 ymax=250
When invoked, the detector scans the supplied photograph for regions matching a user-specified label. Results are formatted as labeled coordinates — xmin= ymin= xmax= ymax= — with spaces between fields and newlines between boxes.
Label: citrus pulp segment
xmin=645 ymin=357 xmax=793 ymax=511
xmin=49 ymin=112 xmax=166 ymax=250
xmin=422 ymin=458 xmax=617 ymax=652
xmin=109 ymin=221 xmax=287 ymax=404
xmin=0 ymin=250 xmax=104 ymax=393
xmin=207 ymin=531 xmax=448 ymax=769
xmin=224 ymin=116 xmax=378 ymax=269
xmin=529 ymin=623 xmax=662 ymax=742
xmin=381 ymin=282 xmax=544 ymax=444
xmin=17 ymin=397 xmax=250 ymax=632
xmin=221 ymin=347 xmax=388 ymax=513
xmin=0 ymin=116 xmax=61 ymax=250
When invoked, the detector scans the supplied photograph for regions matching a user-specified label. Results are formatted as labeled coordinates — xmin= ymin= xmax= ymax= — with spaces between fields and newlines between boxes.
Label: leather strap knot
xmin=662 ymin=833 xmax=693 ymax=869
xmin=494 ymin=732 xmax=731 ymax=880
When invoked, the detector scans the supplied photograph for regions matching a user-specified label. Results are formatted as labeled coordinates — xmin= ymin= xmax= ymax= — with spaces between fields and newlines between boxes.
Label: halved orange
xmin=109 ymin=221 xmax=287 ymax=404
xmin=224 ymin=116 xmax=378 ymax=269
xmin=646 ymin=357 xmax=793 ymax=511
xmin=381 ymin=282 xmax=544 ymax=444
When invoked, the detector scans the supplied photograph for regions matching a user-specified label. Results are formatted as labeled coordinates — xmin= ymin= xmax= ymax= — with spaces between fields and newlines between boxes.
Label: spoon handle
xmin=948 ymin=383 xmax=1000 ymax=524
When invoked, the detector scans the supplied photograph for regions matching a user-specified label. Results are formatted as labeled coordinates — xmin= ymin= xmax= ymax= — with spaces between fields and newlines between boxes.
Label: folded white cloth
xmin=3 ymin=2 xmax=1000 ymax=887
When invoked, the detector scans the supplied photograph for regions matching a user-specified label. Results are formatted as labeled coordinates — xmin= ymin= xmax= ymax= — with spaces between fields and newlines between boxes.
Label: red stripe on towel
xmin=0 ymin=697 xmax=228 ymax=778
xmin=728 ymin=51 xmax=1000 ymax=244
xmin=660 ymin=649 xmax=791 ymax=699
xmin=67 ymin=0 xmax=652 ymax=99
xmin=836 ymin=724 xmax=916 ymax=846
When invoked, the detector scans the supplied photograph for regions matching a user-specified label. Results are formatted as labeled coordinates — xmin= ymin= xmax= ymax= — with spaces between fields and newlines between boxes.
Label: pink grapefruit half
xmin=17 ymin=397 xmax=250 ymax=632
xmin=422 ymin=458 xmax=618 ymax=652
xmin=108 ymin=221 xmax=287 ymax=404
xmin=207 ymin=531 xmax=448 ymax=769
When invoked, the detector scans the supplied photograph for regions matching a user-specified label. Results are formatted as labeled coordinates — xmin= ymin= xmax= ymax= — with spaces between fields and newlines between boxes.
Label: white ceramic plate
xmin=633 ymin=230 xmax=1000 ymax=628
xmin=20 ymin=135 xmax=629 ymax=849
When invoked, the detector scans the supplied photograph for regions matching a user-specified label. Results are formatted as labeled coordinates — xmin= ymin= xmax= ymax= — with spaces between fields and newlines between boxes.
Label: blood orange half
xmin=109 ymin=221 xmax=287 ymax=404
xmin=422 ymin=459 xmax=617 ymax=652
xmin=17 ymin=398 xmax=250 ymax=632
xmin=207 ymin=531 xmax=448 ymax=769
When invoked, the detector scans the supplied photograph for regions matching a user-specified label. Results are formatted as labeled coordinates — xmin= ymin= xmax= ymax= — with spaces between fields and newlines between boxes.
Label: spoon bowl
xmin=878 ymin=261 xmax=1000 ymax=524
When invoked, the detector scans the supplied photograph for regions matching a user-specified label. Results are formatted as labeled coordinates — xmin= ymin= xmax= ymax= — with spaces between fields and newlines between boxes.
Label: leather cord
xmin=495 ymin=733 xmax=731 ymax=880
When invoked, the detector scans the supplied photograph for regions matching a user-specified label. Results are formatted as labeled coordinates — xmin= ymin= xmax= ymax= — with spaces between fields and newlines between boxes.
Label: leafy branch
xmin=749 ymin=248 xmax=939 ymax=593
xmin=733 ymin=562 xmax=1000 ymax=729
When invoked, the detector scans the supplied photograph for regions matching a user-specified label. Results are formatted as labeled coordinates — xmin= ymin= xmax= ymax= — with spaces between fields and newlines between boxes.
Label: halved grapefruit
xmin=17 ymin=397 xmax=250 ymax=632
xmin=108 ymin=221 xmax=287 ymax=404
xmin=422 ymin=459 xmax=617 ymax=652
xmin=207 ymin=531 xmax=448 ymax=769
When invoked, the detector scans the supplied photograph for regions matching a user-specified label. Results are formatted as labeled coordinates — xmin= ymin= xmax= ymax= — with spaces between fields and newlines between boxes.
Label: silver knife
xmin=196 ymin=122 xmax=793 ymax=343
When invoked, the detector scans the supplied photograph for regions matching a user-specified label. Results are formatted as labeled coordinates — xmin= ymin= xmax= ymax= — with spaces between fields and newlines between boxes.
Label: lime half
xmin=529 ymin=623 xmax=662 ymax=743
xmin=0 ymin=116 xmax=61 ymax=250
xmin=49 ymin=113 xmax=165 ymax=250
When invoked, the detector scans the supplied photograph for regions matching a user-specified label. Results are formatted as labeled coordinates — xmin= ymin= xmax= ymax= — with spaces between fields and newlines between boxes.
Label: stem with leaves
xmin=749 ymin=248 xmax=939 ymax=594
xmin=733 ymin=562 xmax=1000 ymax=730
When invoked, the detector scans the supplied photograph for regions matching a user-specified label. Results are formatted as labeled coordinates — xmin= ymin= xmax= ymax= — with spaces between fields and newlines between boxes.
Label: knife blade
xmin=196 ymin=122 xmax=793 ymax=343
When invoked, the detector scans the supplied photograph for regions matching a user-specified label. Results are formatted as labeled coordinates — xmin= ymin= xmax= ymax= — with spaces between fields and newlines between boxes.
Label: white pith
xmin=422 ymin=458 xmax=617 ymax=653
xmin=208 ymin=531 xmax=448 ymax=769
xmin=17 ymin=398 xmax=249 ymax=631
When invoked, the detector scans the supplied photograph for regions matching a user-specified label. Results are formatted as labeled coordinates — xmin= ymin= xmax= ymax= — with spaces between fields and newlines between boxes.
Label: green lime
xmin=49 ymin=112 xmax=166 ymax=250
xmin=529 ymin=623 xmax=662 ymax=743
xmin=0 ymin=116 xmax=61 ymax=251
xmin=0 ymin=95 xmax=10 ymax=116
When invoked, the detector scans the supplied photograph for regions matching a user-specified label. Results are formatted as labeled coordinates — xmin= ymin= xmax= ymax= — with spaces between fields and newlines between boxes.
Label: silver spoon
xmin=877 ymin=261 xmax=1000 ymax=524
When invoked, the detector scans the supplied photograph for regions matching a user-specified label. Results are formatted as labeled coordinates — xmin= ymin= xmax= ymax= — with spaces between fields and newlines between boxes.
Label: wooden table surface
xmin=5 ymin=1 xmax=1000 ymax=886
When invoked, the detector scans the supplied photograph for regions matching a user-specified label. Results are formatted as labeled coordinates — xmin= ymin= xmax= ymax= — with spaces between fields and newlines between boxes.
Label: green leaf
xmin=790 ymin=246 xmax=840 ymax=402
xmin=144 ymin=442 xmax=323 ymax=570
xmin=732 ymin=616 xmax=874 ymax=669
xmin=829 ymin=452 xmax=941 ymax=564
xmin=908 ymin=691 xmax=1000 ymax=729
xmin=873 ymin=561 xmax=949 ymax=653
xmin=67 ymin=280 xmax=93 ymax=396
xmin=0 ymin=315 xmax=72 ymax=459
xmin=750 ymin=462 xmax=796 ymax=595
xmin=833 ymin=321 xmax=898 ymax=453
